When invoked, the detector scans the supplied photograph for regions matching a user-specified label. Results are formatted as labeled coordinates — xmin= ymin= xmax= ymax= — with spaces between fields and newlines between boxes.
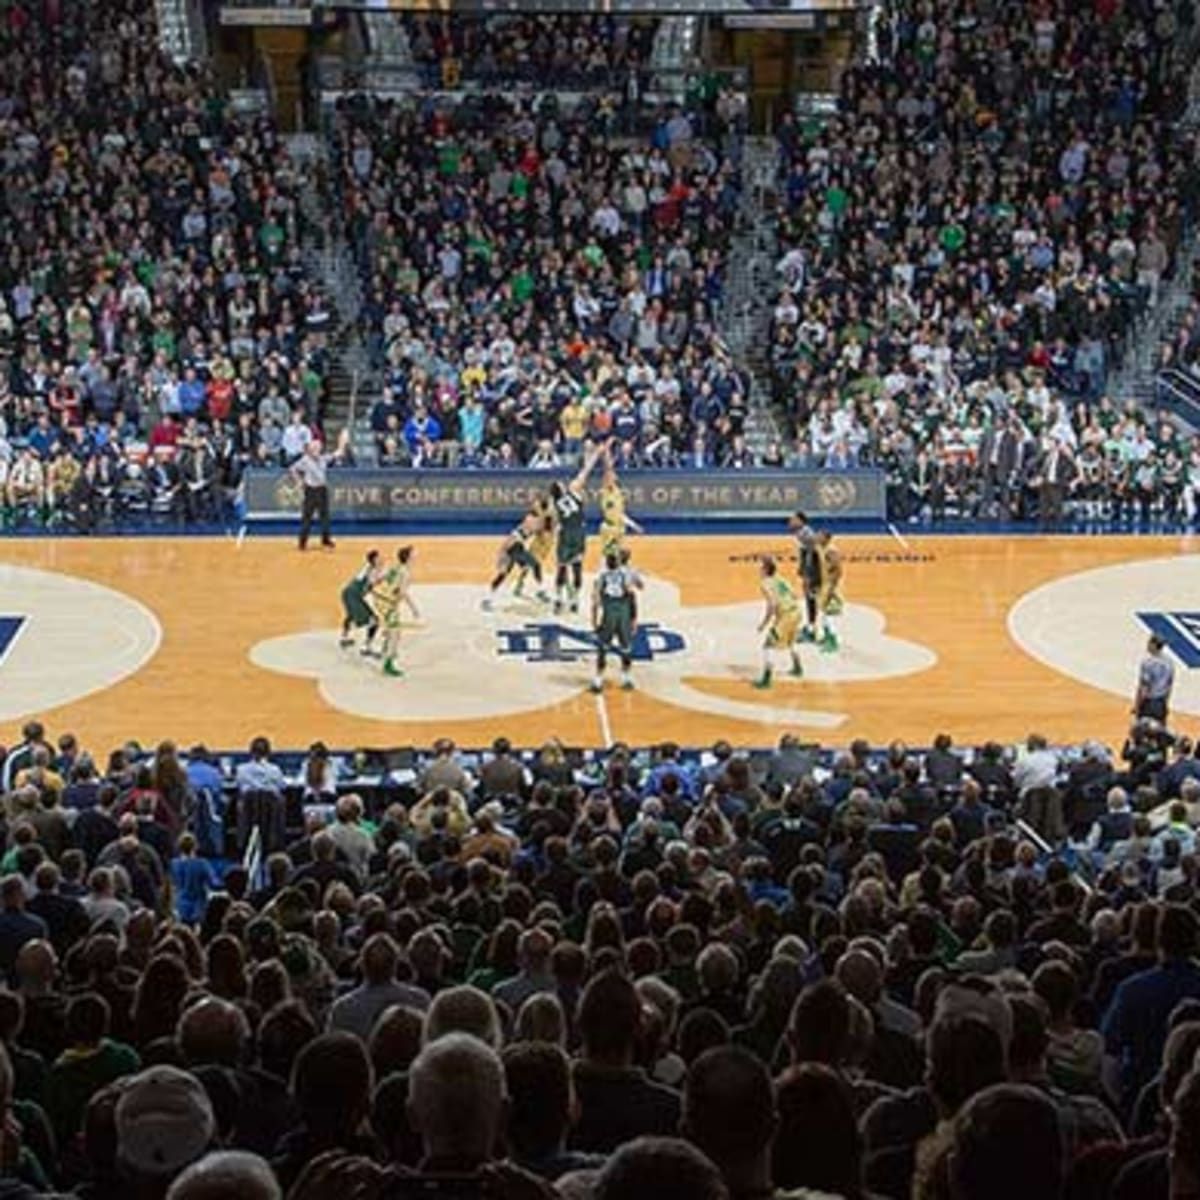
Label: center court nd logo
xmin=1137 ymin=612 xmax=1200 ymax=668
xmin=497 ymin=622 xmax=686 ymax=663
xmin=250 ymin=575 xmax=935 ymax=728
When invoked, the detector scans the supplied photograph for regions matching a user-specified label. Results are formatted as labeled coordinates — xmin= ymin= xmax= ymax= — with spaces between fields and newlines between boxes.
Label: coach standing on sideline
xmin=293 ymin=430 xmax=348 ymax=551
xmin=1134 ymin=634 xmax=1175 ymax=722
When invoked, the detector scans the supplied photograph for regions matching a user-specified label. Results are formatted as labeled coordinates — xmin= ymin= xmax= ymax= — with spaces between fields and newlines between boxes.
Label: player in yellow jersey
xmin=753 ymin=557 xmax=804 ymax=688
xmin=815 ymin=530 xmax=844 ymax=652
xmin=598 ymin=444 xmax=644 ymax=558
xmin=372 ymin=546 xmax=419 ymax=677
xmin=516 ymin=492 xmax=557 ymax=599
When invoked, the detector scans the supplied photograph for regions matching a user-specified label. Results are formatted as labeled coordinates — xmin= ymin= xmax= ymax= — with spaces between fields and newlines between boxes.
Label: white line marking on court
xmin=594 ymin=689 xmax=613 ymax=748
xmin=887 ymin=522 xmax=911 ymax=551
xmin=236 ymin=525 xmax=247 ymax=550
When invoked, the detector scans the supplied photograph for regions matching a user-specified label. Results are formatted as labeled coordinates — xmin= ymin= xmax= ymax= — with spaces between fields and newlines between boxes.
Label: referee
xmin=292 ymin=434 xmax=345 ymax=551
xmin=1133 ymin=634 xmax=1175 ymax=722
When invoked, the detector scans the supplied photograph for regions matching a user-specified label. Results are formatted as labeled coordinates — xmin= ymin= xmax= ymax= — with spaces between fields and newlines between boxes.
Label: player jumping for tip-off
xmin=788 ymin=510 xmax=822 ymax=643
xmin=551 ymin=442 xmax=603 ymax=615
xmin=753 ymin=557 xmax=804 ymax=689
xmin=598 ymin=443 xmax=644 ymax=559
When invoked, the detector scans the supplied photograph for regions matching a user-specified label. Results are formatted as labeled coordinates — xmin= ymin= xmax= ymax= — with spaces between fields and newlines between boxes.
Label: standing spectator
xmin=170 ymin=835 xmax=218 ymax=927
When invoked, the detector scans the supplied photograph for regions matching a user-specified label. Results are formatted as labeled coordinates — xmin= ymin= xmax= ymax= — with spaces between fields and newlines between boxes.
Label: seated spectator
xmin=570 ymin=968 xmax=681 ymax=1153
xmin=403 ymin=1032 xmax=554 ymax=1195
xmin=44 ymin=992 xmax=140 ymax=1147
xmin=165 ymin=1151 xmax=281 ymax=1200
xmin=774 ymin=1063 xmax=865 ymax=1198
xmin=502 ymin=1041 xmax=603 ymax=1182
xmin=327 ymin=934 xmax=431 ymax=1040
xmin=115 ymin=1066 xmax=217 ymax=1196
xmin=948 ymin=1084 xmax=1065 ymax=1200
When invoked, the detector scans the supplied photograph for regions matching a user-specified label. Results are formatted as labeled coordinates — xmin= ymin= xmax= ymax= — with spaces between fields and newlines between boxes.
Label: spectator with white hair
xmin=423 ymin=984 xmax=502 ymax=1050
xmin=404 ymin=1031 xmax=555 ymax=1196
xmin=165 ymin=1151 xmax=280 ymax=1200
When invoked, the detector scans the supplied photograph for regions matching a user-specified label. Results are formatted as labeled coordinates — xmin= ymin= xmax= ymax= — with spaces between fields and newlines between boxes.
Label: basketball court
xmin=1 ymin=531 xmax=1197 ymax=753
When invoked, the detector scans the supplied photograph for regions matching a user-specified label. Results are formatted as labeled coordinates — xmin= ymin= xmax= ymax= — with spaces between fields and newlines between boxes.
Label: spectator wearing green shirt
xmin=43 ymin=992 xmax=140 ymax=1148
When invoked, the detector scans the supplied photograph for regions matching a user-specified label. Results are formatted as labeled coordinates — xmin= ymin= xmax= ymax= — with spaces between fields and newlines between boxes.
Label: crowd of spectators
xmin=0 ymin=0 xmax=331 ymax=530
xmin=334 ymin=86 xmax=753 ymax=474
xmin=0 ymin=712 xmax=1199 ymax=1197
xmin=402 ymin=15 xmax=661 ymax=92
xmin=767 ymin=0 xmax=1200 ymax=523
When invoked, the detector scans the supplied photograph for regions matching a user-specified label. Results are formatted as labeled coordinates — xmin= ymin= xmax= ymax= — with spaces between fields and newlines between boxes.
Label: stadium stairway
xmin=723 ymin=134 xmax=789 ymax=457
xmin=287 ymin=133 xmax=374 ymax=456
xmin=1107 ymin=34 xmax=1200 ymax=430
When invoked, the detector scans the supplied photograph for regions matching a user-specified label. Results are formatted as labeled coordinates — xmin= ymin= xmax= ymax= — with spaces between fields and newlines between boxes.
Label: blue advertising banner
xmin=244 ymin=468 xmax=886 ymax=522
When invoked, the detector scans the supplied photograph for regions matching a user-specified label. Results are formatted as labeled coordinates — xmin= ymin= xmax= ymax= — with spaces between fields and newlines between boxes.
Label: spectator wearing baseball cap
xmin=115 ymin=1065 xmax=216 ymax=1196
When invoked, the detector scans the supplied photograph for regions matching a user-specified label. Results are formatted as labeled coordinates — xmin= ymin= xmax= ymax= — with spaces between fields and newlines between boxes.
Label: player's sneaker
xmin=789 ymin=659 xmax=804 ymax=677
xmin=536 ymin=590 xmax=551 ymax=604
xmin=799 ymin=628 xmax=817 ymax=644
xmin=820 ymin=631 xmax=839 ymax=653
xmin=383 ymin=660 xmax=404 ymax=678
xmin=338 ymin=636 xmax=353 ymax=649
xmin=589 ymin=680 xmax=604 ymax=694
xmin=361 ymin=646 xmax=381 ymax=659
xmin=570 ymin=602 xmax=580 ymax=615
xmin=751 ymin=670 xmax=773 ymax=690
xmin=481 ymin=597 xmax=494 ymax=612
xmin=553 ymin=599 xmax=563 ymax=615
xmin=620 ymin=677 xmax=635 ymax=691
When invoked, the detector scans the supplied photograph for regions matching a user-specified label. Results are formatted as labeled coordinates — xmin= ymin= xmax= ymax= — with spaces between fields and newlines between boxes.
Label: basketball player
xmin=483 ymin=508 xmax=547 ymax=611
xmin=787 ymin=511 xmax=822 ymax=641
xmin=339 ymin=549 xmax=382 ymax=653
xmin=815 ymin=530 xmax=844 ymax=652
xmin=753 ymin=557 xmax=804 ymax=689
xmin=373 ymin=546 xmax=419 ymax=678
xmin=591 ymin=549 xmax=642 ymax=693
xmin=552 ymin=443 xmax=603 ymax=614
xmin=516 ymin=492 xmax=556 ymax=599
xmin=598 ymin=444 xmax=644 ymax=559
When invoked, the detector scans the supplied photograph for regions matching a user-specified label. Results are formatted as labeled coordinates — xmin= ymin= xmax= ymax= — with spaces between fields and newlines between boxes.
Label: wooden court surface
xmin=1 ymin=531 xmax=1197 ymax=754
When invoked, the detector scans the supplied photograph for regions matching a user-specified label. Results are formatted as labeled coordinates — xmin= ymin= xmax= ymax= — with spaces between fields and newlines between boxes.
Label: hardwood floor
xmin=1 ymin=531 xmax=1196 ymax=753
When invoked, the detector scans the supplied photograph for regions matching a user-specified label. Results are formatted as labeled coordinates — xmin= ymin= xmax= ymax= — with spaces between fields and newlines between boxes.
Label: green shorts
xmin=341 ymin=585 xmax=373 ymax=627
xmin=506 ymin=544 xmax=539 ymax=573
xmin=598 ymin=605 xmax=633 ymax=649
xmin=557 ymin=530 xmax=586 ymax=566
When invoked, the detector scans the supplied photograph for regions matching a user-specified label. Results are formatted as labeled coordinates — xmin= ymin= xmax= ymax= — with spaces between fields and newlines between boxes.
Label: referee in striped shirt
xmin=1134 ymin=634 xmax=1175 ymax=723
xmin=292 ymin=431 xmax=348 ymax=550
